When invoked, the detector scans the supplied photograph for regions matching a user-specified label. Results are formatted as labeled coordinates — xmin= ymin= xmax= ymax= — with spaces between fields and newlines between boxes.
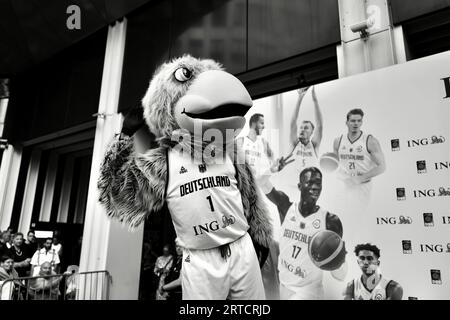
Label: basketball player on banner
xmin=237 ymin=113 xmax=293 ymax=299
xmin=332 ymin=109 xmax=386 ymax=211
xmin=237 ymin=113 xmax=275 ymax=189
xmin=344 ymin=243 xmax=403 ymax=300
xmin=275 ymin=86 xmax=324 ymax=200
xmin=237 ymin=113 xmax=294 ymax=190
xmin=265 ymin=166 xmax=348 ymax=300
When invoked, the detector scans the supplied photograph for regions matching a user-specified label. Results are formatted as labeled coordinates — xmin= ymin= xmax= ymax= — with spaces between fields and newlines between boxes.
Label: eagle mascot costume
xmin=98 ymin=55 xmax=272 ymax=299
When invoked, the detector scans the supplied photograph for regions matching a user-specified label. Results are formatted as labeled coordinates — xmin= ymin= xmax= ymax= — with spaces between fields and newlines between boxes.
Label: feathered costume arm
xmin=234 ymin=161 xmax=273 ymax=249
xmin=97 ymin=135 xmax=167 ymax=228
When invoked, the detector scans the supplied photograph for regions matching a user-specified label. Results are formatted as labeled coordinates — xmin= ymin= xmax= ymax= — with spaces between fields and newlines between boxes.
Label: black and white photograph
xmin=0 ymin=0 xmax=450 ymax=311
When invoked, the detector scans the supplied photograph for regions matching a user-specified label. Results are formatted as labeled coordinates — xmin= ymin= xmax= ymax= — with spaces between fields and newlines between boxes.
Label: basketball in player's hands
xmin=319 ymin=152 xmax=339 ymax=173
xmin=308 ymin=230 xmax=346 ymax=271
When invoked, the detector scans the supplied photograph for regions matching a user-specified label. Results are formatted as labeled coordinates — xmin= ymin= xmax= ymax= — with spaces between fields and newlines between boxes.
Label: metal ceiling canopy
xmin=0 ymin=0 xmax=152 ymax=76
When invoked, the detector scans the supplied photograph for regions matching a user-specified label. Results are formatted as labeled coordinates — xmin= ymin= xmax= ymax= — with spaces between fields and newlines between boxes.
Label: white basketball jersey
xmin=278 ymin=203 xmax=327 ymax=290
xmin=166 ymin=149 xmax=249 ymax=250
xmin=337 ymin=132 xmax=375 ymax=179
xmin=353 ymin=276 xmax=391 ymax=300
xmin=241 ymin=136 xmax=271 ymax=180
xmin=291 ymin=139 xmax=319 ymax=171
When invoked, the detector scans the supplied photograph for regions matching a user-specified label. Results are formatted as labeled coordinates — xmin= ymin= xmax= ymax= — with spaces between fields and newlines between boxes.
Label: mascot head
xmin=142 ymin=55 xmax=252 ymax=145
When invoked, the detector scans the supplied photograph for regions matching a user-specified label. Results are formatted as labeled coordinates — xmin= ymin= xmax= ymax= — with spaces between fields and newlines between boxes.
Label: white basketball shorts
xmin=181 ymin=232 xmax=265 ymax=300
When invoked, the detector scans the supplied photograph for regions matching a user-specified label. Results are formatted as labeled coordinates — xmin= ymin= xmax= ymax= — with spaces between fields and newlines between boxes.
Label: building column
xmin=17 ymin=149 xmax=41 ymax=233
xmin=79 ymin=19 xmax=144 ymax=300
xmin=337 ymin=0 xmax=408 ymax=77
xmin=0 ymin=145 xmax=22 ymax=231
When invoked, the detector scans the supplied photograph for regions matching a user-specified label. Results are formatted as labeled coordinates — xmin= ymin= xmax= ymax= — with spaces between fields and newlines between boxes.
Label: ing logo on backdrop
xmin=402 ymin=240 xmax=412 ymax=254
xmin=431 ymin=270 xmax=442 ymax=285
xmin=390 ymin=136 xmax=446 ymax=151
xmin=396 ymin=188 xmax=406 ymax=200
xmin=442 ymin=76 xmax=450 ymax=98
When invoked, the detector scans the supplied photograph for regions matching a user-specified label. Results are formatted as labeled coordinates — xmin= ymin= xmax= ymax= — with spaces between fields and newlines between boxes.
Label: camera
xmin=350 ymin=18 xmax=375 ymax=38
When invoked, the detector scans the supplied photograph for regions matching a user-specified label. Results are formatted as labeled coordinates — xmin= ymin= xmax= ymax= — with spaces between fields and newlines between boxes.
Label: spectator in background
xmin=30 ymin=238 xmax=60 ymax=276
xmin=64 ymin=265 xmax=79 ymax=300
xmin=154 ymin=244 xmax=173 ymax=300
xmin=0 ymin=254 xmax=20 ymax=300
xmin=0 ymin=232 xmax=8 ymax=256
xmin=160 ymin=244 xmax=183 ymax=300
xmin=140 ymin=238 xmax=159 ymax=300
xmin=1 ymin=231 xmax=12 ymax=250
xmin=8 ymin=233 xmax=31 ymax=277
xmin=28 ymin=261 xmax=61 ymax=300
xmin=6 ymin=227 xmax=14 ymax=249
xmin=52 ymin=234 xmax=63 ymax=260
xmin=24 ymin=230 xmax=38 ymax=256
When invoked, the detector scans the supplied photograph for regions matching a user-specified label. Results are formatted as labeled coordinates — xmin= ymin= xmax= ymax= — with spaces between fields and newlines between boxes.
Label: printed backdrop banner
xmin=239 ymin=50 xmax=450 ymax=300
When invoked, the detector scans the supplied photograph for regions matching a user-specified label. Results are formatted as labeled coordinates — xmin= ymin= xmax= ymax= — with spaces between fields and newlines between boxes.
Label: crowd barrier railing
xmin=0 ymin=270 xmax=111 ymax=300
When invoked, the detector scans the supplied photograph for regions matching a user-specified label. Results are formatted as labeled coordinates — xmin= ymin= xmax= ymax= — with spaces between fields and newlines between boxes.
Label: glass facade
xmin=120 ymin=0 xmax=340 ymax=111
xmin=248 ymin=0 xmax=340 ymax=69
xmin=390 ymin=0 xmax=450 ymax=24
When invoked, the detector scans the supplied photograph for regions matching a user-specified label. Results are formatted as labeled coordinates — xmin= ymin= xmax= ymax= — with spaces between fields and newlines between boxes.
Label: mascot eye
xmin=174 ymin=67 xmax=192 ymax=82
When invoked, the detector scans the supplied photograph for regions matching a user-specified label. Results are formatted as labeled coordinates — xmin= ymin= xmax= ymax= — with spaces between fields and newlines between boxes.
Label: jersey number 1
xmin=206 ymin=195 xmax=215 ymax=212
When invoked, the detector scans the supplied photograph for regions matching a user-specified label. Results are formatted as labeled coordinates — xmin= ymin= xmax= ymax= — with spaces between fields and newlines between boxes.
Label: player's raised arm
xmin=310 ymin=86 xmax=324 ymax=151
xmin=326 ymin=212 xmax=343 ymax=238
xmin=265 ymin=187 xmax=292 ymax=224
xmin=263 ymin=138 xmax=274 ymax=162
xmin=290 ymin=87 xmax=309 ymax=149
xmin=386 ymin=280 xmax=403 ymax=300
xmin=358 ymin=135 xmax=386 ymax=183
xmin=333 ymin=136 xmax=341 ymax=157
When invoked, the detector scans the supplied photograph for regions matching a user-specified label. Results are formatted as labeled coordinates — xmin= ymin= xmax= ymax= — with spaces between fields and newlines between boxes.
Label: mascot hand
xmin=252 ymin=240 xmax=269 ymax=268
xmin=122 ymin=106 xmax=145 ymax=137
xmin=122 ymin=106 xmax=157 ymax=152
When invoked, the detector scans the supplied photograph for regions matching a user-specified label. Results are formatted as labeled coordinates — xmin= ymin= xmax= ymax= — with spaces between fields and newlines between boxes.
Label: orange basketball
xmin=308 ymin=230 xmax=346 ymax=271
xmin=319 ymin=152 xmax=339 ymax=173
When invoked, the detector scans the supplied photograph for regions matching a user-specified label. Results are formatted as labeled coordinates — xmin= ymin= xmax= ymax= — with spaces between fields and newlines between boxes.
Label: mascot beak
xmin=174 ymin=70 xmax=253 ymax=139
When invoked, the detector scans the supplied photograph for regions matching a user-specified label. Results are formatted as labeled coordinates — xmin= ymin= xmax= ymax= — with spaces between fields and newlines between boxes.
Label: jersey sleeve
xmin=234 ymin=161 xmax=273 ymax=248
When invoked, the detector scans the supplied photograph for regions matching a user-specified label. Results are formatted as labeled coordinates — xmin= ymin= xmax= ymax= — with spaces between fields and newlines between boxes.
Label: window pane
xmin=171 ymin=0 xmax=246 ymax=74
xmin=248 ymin=0 xmax=340 ymax=69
